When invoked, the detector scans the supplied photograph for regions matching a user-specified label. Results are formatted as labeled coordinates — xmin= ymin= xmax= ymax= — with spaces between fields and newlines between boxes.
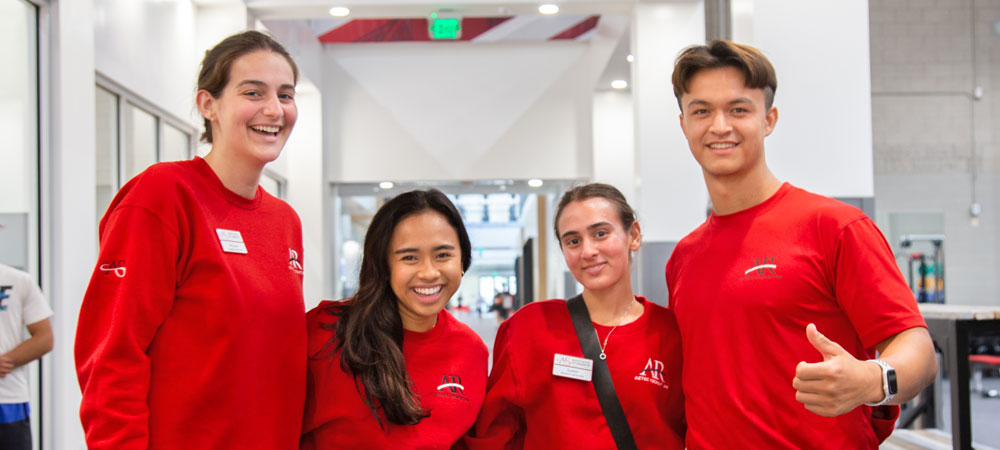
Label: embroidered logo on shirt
xmin=288 ymin=249 xmax=304 ymax=274
xmin=741 ymin=256 xmax=782 ymax=280
xmin=634 ymin=358 xmax=669 ymax=390
xmin=435 ymin=374 xmax=469 ymax=402
xmin=0 ymin=286 xmax=10 ymax=312
xmin=99 ymin=260 xmax=127 ymax=278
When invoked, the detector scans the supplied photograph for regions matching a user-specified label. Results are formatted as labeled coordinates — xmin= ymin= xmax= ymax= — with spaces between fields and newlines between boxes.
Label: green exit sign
xmin=429 ymin=18 xmax=461 ymax=40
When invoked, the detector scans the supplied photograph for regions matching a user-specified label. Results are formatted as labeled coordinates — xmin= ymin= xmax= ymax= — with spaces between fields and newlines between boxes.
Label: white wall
xmin=633 ymin=0 xmax=708 ymax=243
xmin=94 ymin=0 xmax=199 ymax=123
xmin=592 ymin=90 xmax=636 ymax=205
xmin=740 ymin=0 xmax=875 ymax=198
xmin=320 ymin=16 xmax=626 ymax=183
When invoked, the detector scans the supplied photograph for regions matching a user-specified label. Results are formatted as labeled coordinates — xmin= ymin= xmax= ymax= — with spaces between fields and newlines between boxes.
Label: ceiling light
xmin=329 ymin=6 xmax=350 ymax=17
xmin=626 ymin=54 xmax=634 ymax=63
xmin=379 ymin=181 xmax=394 ymax=189
xmin=528 ymin=179 xmax=544 ymax=187
xmin=611 ymin=79 xmax=628 ymax=89
xmin=538 ymin=4 xmax=559 ymax=15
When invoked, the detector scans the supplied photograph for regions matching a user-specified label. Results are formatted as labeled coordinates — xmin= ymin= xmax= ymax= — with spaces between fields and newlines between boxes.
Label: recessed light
xmin=611 ymin=79 xmax=628 ymax=89
xmin=528 ymin=179 xmax=544 ymax=187
xmin=329 ymin=6 xmax=350 ymax=17
xmin=379 ymin=181 xmax=394 ymax=189
xmin=626 ymin=54 xmax=634 ymax=63
xmin=538 ymin=4 xmax=559 ymax=15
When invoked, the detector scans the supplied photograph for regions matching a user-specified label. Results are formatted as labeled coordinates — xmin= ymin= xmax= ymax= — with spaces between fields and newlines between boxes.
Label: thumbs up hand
xmin=792 ymin=323 xmax=884 ymax=417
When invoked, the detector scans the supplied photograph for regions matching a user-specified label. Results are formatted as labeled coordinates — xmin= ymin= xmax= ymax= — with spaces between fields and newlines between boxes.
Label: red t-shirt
xmin=466 ymin=297 xmax=685 ymax=450
xmin=302 ymin=302 xmax=488 ymax=449
xmin=76 ymin=157 xmax=307 ymax=450
xmin=665 ymin=183 xmax=925 ymax=449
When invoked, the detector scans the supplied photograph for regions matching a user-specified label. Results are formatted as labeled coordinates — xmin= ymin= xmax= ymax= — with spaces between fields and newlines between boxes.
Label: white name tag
xmin=216 ymin=228 xmax=248 ymax=254
xmin=552 ymin=353 xmax=593 ymax=382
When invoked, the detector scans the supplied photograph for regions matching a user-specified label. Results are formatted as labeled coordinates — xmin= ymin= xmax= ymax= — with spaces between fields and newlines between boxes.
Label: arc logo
xmin=99 ymin=260 xmax=127 ymax=278
xmin=0 ymin=286 xmax=10 ymax=312
xmin=435 ymin=374 xmax=469 ymax=401
xmin=741 ymin=256 xmax=782 ymax=280
xmin=288 ymin=249 xmax=304 ymax=274
xmin=634 ymin=358 xmax=669 ymax=390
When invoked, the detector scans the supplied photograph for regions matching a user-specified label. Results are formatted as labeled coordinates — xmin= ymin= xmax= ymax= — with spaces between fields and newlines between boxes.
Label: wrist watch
xmin=865 ymin=359 xmax=898 ymax=406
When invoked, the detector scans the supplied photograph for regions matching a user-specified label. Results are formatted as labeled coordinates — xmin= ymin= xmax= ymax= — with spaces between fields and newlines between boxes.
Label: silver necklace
xmin=597 ymin=299 xmax=634 ymax=360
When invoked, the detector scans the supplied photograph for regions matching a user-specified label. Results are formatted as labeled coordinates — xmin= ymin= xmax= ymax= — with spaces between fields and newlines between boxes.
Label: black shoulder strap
xmin=566 ymin=295 xmax=638 ymax=450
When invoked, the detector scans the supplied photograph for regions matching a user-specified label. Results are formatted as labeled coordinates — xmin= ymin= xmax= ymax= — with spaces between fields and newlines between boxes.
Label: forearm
xmin=873 ymin=326 xmax=937 ymax=404
xmin=2 ymin=334 xmax=53 ymax=368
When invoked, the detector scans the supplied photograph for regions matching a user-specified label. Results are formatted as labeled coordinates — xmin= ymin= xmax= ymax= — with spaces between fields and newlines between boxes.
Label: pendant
xmin=599 ymin=352 xmax=607 ymax=360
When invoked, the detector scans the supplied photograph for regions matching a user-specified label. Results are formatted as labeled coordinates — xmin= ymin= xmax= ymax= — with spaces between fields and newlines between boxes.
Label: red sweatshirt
xmin=76 ymin=158 xmax=307 ymax=450
xmin=303 ymin=302 xmax=488 ymax=449
xmin=466 ymin=298 xmax=685 ymax=449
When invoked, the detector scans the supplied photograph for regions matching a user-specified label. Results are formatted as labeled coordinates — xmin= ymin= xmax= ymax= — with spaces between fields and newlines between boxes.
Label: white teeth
xmin=251 ymin=125 xmax=279 ymax=134
xmin=709 ymin=142 xmax=736 ymax=149
xmin=414 ymin=286 xmax=442 ymax=295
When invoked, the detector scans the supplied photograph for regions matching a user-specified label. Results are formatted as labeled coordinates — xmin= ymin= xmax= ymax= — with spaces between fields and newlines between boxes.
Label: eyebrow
xmin=236 ymin=80 xmax=296 ymax=91
xmin=559 ymin=221 xmax=613 ymax=241
xmin=685 ymin=97 xmax=754 ymax=110
xmin=393 ymin=244 xmax=456 ymax=255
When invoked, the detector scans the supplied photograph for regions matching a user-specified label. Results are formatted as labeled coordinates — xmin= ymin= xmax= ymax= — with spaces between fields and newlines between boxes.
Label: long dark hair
xmin=320 ymin=189 xmax=471 ymax=429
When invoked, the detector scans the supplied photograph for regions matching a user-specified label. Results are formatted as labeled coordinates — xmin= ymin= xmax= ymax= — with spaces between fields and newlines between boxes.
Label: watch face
xmin=887 ymin=369 xmax=898 ymax=395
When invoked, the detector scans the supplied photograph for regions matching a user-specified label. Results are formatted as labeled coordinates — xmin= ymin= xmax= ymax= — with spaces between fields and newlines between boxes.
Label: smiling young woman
xmin=465 ymin=183 xmax=685 ymax=450
xmin=302 ymin=189 xmax=488 ymax=449
xmin=75 ymin=31 xmax=307 ymax=450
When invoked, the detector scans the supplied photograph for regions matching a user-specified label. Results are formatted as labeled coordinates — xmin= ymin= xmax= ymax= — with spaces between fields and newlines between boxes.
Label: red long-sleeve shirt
xmin=466 ymin=297 xmax=685 ymax=449
xmin=303 ymin=303 xmax=488 ymax=449
xmin=76 ymin=158 xmax=307 ymax=449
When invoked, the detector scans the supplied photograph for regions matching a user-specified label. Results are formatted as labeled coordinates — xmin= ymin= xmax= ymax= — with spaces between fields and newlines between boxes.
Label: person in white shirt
xmin=0 ymin=261 xmax=53 ymax=450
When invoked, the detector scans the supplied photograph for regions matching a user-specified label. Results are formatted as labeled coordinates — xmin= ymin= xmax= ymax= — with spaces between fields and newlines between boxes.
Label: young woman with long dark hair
xmin=466 ymin=183 xmax=685 ymax=449
xmin=76 ymin=31 xmax=306 ymax=449
xmin=302 ymin=189 xmax=487 ymax=449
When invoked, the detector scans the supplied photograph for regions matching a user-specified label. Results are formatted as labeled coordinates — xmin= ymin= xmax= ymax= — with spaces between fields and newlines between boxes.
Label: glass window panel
xmin=1 ymin=0 xmax=40 ymax=446
xmin=0 ymin=0 xmax=39 ymax=270
xmin=95 ymin=86 xmax=119 ymax=221
xmin=124 ymin=103 xmax=158 ymax=180
xmin=160 ymin=122 xmax=190 ymax=162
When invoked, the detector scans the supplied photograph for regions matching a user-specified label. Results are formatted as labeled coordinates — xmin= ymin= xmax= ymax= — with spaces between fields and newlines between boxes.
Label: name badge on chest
xmin=216 ymin=228 xmax=248 ymax=254
xmin=552 ymin=353 xmax=593 ymax=382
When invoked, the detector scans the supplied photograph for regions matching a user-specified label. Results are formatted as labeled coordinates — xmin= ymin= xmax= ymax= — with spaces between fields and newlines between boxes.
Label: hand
xmin=0 ymin=355 xmax=13 ymax=378
xmin=792 ymin=323 xmax=883 ymax=417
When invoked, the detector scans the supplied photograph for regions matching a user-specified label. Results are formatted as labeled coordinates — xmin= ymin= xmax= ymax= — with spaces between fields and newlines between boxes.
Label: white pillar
xmin=46 ymin=0 xmax=96 ymax=447
xmin=631 ymin=0 xmax=707 ymax=304
xmin=632 ymin=0 xmax=709 ymax=243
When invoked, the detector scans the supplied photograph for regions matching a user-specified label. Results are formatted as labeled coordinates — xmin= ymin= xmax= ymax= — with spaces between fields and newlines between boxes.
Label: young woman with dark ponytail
xmin=465 ymin=183 xmax=685 ymax=449
xmin=301 ymin=189 xmax=487 ymax=448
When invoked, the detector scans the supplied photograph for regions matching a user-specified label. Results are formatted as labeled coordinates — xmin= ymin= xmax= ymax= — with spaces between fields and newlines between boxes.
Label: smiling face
xmin=388 ymin=210 xmax=464 ymax=332
xmin=679 ymin=66 xmax=777 ymax=182
xmin=557 ymin=197 xmax=641 ymax=294
xmin=197 ymin=50 xmax=297 ymax=167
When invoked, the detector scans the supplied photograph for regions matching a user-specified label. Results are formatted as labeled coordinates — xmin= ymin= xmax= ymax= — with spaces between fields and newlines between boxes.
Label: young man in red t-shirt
xmin=665 ymin=40 xmax=938 ymax=449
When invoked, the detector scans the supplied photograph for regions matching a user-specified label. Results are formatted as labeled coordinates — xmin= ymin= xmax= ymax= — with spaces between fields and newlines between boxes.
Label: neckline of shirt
xmin=591 ymin=296 xmax=651 ymax=337
xmin=190 ymin=156 xmax=263 ymax=210
xmin=403 ymin=309 xmax=449 ymax=344
xmin=708 ymin=182 xmax=794 ymax=226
